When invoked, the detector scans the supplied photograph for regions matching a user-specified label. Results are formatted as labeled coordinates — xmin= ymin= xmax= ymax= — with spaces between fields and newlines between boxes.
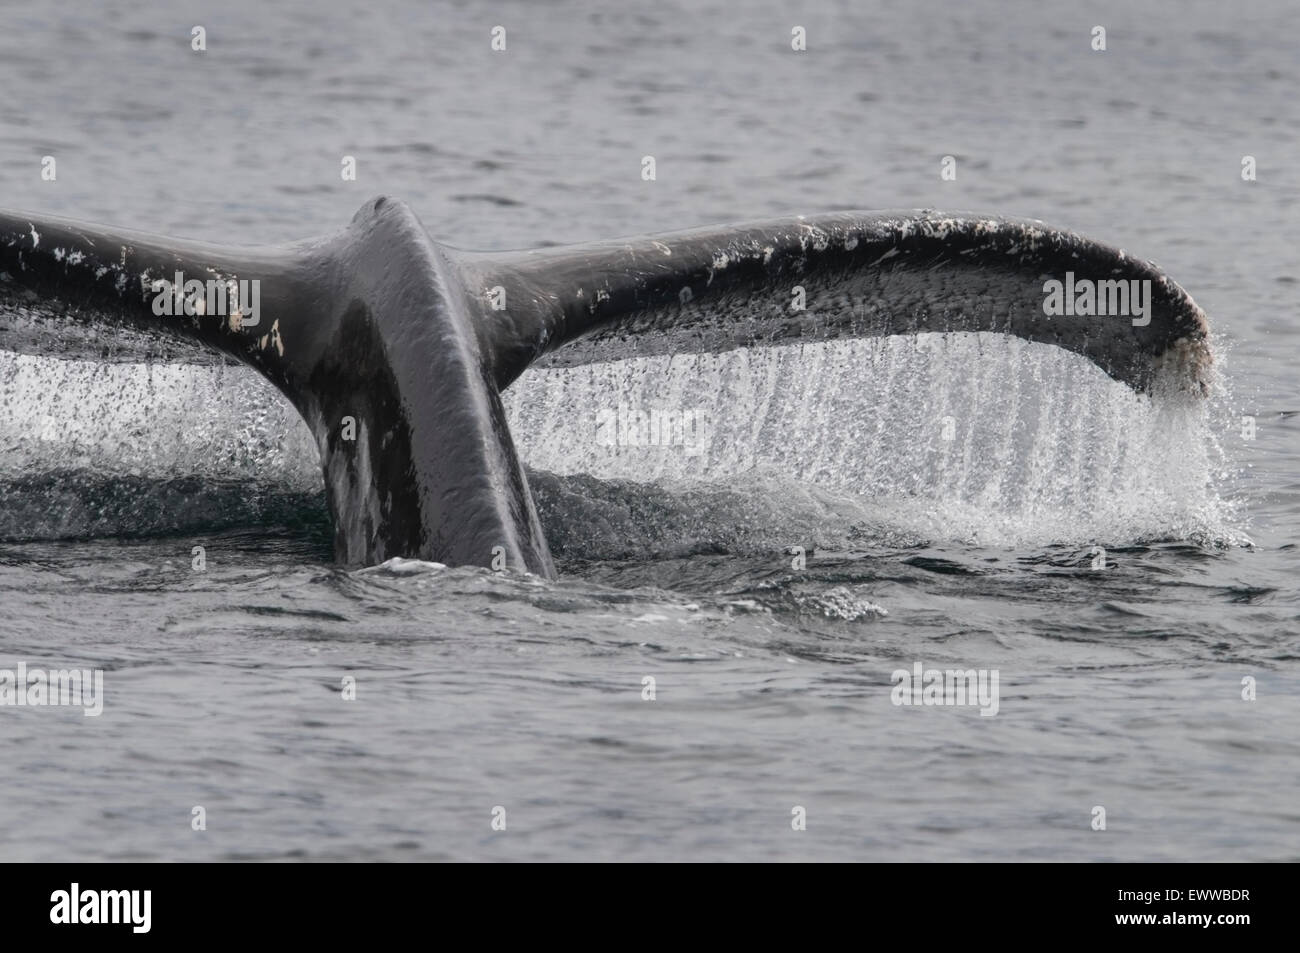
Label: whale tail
xmin=0 ymin=198 xmax=1212 ymax=576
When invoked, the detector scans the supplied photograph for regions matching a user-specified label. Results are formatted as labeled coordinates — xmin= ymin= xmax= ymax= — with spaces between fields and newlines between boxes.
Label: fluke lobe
xmin=0 ymin=198 xmax=1212 ymax=578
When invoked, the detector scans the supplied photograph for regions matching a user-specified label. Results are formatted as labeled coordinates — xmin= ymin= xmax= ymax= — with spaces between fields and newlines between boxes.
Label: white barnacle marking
xmin=259 ymin=319 xmax=283 ymax=355
xmin=67 ymin=250 xmax=85 ymax=265
xmin=28 ymin=225 xmax=39 ymax=248
xmin=53 ymin=247 xmax=65 ymax=262
xmin=844 ymin=236 xmax=858 ymax=251
xmin=762 ymin=245 xmax=774 ymax=264
xmin=651 ymin=241 xmax=672 ymax=256
xmin=95 ymin=266 xmax=108 ymax=278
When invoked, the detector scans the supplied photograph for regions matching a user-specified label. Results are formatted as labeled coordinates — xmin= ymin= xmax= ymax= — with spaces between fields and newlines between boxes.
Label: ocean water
xmin=0 ymin=0 xmax=1297 ymax=861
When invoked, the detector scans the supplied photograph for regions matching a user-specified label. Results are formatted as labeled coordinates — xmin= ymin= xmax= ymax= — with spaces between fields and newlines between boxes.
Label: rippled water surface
xmin=1 ymin=0 xmax=1297 ymax=861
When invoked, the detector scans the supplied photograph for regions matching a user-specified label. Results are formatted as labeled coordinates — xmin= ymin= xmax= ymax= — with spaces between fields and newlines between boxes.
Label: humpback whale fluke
xmin=0 ymin=199 xmax=1212 ymax=577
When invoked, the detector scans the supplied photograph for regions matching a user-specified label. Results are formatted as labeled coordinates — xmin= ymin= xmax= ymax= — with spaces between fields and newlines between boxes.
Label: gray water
xmin=1 ymin=0 xmax=1297 ymax=861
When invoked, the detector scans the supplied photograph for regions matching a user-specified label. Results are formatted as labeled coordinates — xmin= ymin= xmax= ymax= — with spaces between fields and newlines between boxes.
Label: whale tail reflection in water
xmin=0 ymin=198 xmax=1212 ymax=578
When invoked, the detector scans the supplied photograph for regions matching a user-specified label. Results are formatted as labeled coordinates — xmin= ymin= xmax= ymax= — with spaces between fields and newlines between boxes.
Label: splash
xmin=0 ymin=352 xmax=317 ymax=483
xmin=0 ymin=333 xmax=1242 ymax=550
xmin=0 ymin=352 xmax=321 ymax=539
xmin=505 ymin=333 xmax=1241 ymax=549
